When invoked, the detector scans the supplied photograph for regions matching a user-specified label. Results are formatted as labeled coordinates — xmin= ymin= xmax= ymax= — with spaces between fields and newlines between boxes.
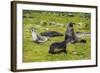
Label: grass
xmin=23 ymin=10 xmax=91 ymax=62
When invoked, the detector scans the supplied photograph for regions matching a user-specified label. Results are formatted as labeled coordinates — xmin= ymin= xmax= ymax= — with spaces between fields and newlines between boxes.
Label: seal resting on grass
xmin=31 ymin=27 xmax=48 ymax=43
